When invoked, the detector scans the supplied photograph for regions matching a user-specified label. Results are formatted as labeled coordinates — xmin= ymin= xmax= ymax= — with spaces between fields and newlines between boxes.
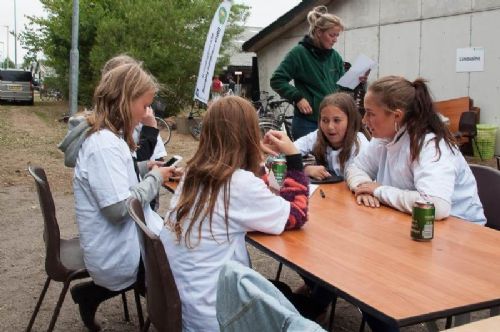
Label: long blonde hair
xmin=307 ymin=5 xmax=344 ymax=41
xmin=313 ymin=93 xmax=361 ymax=173
xmin=88 ymin=62 xmax=158 ymax=150
xmin=167 ymin=96 xmax=263 ymax=247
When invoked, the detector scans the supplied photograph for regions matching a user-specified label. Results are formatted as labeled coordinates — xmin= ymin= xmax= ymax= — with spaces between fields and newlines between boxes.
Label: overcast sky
xmin=0 ymin=0 xmax=301 ymax=64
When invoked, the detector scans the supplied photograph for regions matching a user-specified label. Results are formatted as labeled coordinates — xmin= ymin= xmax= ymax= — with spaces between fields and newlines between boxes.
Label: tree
xmin=1 ymin=58 xmax=15 ymax=69
xmin=20 ymin=0 xmax=249 ymax=111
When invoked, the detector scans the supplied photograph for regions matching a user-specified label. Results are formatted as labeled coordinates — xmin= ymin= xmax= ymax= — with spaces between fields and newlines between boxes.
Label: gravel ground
xmin=0 ymin=100 xmax=493 ymax=331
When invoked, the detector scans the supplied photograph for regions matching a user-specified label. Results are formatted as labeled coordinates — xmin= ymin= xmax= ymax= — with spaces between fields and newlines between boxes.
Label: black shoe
xmin=70 ymin=282 xmax=102 ymax=331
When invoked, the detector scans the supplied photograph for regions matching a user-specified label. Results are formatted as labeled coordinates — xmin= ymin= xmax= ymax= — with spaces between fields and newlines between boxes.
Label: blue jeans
xmin=292 ymin=117 xmax=317 ymax=140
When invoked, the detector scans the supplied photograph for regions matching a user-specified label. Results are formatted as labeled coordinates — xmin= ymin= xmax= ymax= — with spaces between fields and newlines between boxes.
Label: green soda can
xmin=411 ymin=201 xmax=435 ymax=241
xmin=271 ymin=155 xmax=287 ymax=187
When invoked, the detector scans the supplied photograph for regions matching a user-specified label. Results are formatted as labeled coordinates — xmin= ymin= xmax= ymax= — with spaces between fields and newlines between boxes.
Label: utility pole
xmin=69 ymin=0 xmax=79 ymax=115
xmin=1 ymin=25 xmax=9 ymax=68
xmin=14 ymin=0 xmax=18 ymax=68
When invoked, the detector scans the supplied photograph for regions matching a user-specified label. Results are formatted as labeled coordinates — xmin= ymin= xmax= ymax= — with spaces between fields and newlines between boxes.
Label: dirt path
xmin=0 ymin=102 xmax=490 ymax=331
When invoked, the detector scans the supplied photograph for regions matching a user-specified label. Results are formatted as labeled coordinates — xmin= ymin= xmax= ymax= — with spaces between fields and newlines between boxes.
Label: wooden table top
xmin=247 ymin=183 xmax=500 ymax=327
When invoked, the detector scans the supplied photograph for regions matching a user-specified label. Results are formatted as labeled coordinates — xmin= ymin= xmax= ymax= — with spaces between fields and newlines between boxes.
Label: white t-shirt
xmin=293 ymin=130 xmax=369 ymax=176
xmin=74 ymin=129 xmax=163 ymax=291
xmin=133 ymin=123 xmax=167 ymax=160
xmin=160 ymin=169 xmax=291 ymax=331
xmin=353 ymin=130 xmax=485 ymax=224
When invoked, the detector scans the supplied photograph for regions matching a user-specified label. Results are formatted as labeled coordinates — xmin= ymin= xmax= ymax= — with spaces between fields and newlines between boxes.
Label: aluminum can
xmin=411 ymin=201 xmax=435 ymax=241
xmin=271 ymin=156 xmax=287 ymax=187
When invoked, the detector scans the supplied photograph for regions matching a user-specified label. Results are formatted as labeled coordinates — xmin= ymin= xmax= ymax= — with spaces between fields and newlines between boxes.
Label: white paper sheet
xmin=309 ymin=184 xmax=319 ymax=198
xmin=337 ymin=54 xmax=377 ymax=89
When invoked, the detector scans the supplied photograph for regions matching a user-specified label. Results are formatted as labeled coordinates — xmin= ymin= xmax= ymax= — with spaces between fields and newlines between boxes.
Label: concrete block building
xmin=243 ymin=0 xmax=500 ymax=153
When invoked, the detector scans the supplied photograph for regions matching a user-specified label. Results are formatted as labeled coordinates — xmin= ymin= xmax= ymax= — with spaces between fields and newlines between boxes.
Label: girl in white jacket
xmin=294 ymin=92 xmax=368 ymax=179
xmin=346 ymin=75 xmax=485 ymax=224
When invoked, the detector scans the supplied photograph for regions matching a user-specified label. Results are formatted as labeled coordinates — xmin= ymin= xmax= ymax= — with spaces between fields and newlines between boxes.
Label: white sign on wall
xmin=456 ymin=47 xmax=484 ymax=72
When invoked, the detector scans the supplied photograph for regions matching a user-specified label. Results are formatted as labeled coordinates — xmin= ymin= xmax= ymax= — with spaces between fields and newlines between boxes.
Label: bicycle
xmin=154 ymin=116 xmax=172 ymax=147
xmin=254 ymin=92 xmax=294 ymax=140
xmin=187 ymin=101 xmax=206 ymax=140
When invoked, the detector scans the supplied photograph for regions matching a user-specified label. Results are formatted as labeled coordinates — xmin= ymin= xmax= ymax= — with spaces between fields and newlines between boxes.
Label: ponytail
xmin=368 ymin=76 xmax=456 ymax=162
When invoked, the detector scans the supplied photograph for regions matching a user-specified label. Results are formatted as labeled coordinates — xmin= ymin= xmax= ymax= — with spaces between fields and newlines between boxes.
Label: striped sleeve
xmin=280 ymin=154 xmax=309 ymax=230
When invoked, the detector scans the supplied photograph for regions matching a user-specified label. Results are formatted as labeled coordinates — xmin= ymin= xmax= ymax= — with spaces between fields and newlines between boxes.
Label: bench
xmin=433 ymin=96 xmax=480 ymax=134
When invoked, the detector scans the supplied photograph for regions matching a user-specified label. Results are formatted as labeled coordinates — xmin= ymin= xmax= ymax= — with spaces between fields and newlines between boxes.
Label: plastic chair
xmin=454 ymin=111 xmax=482 ymax=160
xmin=127 ymin=198 xmax=182 ymax=332
xmin=27 ymin=165 xmax=141 ymax=332
xmin=470 ymin=164 xmax=500 ymax=231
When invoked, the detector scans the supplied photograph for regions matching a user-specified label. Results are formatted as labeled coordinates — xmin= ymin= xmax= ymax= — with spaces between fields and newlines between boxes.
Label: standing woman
xmin=346 ymin=75 xmax=485 ymax=225
xmin=271 ymin=5 xmax=367 ymax=140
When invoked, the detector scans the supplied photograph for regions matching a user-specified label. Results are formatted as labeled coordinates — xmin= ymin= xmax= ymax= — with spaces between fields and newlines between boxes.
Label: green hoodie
xmin=270 ymin=35 xmax=345 ymax=123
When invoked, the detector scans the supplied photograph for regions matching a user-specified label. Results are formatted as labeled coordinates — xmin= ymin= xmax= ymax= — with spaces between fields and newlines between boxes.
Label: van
xmin=0 ymin=70 xmax=34 ymax=105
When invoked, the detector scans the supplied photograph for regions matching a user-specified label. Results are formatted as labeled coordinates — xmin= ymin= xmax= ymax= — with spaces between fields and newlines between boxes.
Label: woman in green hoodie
xmin=271 ymin=5 xmax=367 ymax=140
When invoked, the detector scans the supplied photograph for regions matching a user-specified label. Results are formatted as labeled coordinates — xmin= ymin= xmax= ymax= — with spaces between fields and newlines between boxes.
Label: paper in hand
xmin=337 ymin=54 xmax=377 ymax=89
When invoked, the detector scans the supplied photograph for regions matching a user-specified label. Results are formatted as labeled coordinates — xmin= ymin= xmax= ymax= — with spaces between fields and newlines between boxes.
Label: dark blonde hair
xmin=88 ymin=62 xmax=158 ymax=150
xmin=313 ymin=92 xmax=361 ymax=172
xmin=101 ymin=54 xmax=139 ymax=75
xmin=368 ymin=75 xmax=456 ymax=162
xmin=167 ymin=96 xmax=263 ymax=247
xmin=307 ymin=5 xmax=344 ymax=40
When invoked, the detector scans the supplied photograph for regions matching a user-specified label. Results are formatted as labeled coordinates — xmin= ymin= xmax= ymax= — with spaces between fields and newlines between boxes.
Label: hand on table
xmin=354 ymin=181 xmax=381 ymax=208
xmin=305 ymin=165 xmax=331 ymax=180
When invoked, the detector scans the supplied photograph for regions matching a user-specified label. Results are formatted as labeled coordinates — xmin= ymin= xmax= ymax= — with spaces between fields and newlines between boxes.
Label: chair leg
xmin=26 ymin=277 xmax=51 ymax=332
xmin=275 ymin=262 xmax=283 ymax=281
xmin=47 ymin=279 xmax=71 ymax=332
xmin=134 ymin=287 xmax=144 ymax=328
xmin=445 ymin=316 xmax=453 ymax=329
xmin=359 ymin=316 xmax=366 ymax=332
xmin=453 ymin=313 xmax=471 ymax=326
xmin=121 ymin=292 xmax=130 ymax=322
xmin=328 ymin=295 xmax=337 ymax=331
xmin=142 ymin=318 xmax=151 ymax=332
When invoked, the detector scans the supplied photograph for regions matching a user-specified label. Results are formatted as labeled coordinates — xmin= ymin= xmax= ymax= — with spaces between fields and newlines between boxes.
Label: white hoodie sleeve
xmin=373 ymin=186 xmax=451 ymax=220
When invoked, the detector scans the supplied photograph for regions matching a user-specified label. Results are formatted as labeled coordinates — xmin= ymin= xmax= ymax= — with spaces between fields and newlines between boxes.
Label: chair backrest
xmin=127 ymin=198 xmax=182 ymax=332
xmin=458 ymin=111 xmax=477 ymax=136
xmin=469 ymin=164 xmax=500 ymax=230
xmin=28 ymin=164 xmax=68 ymax=280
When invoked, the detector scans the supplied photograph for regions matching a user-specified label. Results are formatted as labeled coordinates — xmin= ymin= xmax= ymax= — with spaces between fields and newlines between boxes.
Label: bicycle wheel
xmin=189 ymin=119 xmax=202 ymax=140
xmin=259 ymin=120 xmax=281 ymax=138
xmin=155 ymin=117 xmax=172 ymax=146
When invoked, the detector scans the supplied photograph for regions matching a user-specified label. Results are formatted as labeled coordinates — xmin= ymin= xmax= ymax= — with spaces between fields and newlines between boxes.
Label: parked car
xmin=0 ymin=69 xmax=34 ymax=105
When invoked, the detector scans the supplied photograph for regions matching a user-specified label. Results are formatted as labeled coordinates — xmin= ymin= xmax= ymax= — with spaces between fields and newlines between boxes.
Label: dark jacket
xmin=270 ymin=35 xmax=345 ymax=123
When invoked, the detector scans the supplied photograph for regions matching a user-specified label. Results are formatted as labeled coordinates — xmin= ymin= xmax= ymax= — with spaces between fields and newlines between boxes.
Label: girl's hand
xmin=141 ymin=107 xmax=157 ymax=128
xmin=354 ymin=181 xmax=381 ymax=196
xmin=355 ymin=193 xmax=380 ymax=208
xmin=169 ymin=167 xmax=184 ymax=181
xmin=260 ymin=141 xmax=279 ymax=157
xmin=305 ymin=165 xmax=331 ymax=180
xmin=296 ymin=98 xmax=313 ymax=115
xmin=262 ymin=130 xmax=299 ymax=156
xmin=147 ymin=160 xmax=165 ymax=170
xmin=152 ymin=166 xmax=176 ymax=184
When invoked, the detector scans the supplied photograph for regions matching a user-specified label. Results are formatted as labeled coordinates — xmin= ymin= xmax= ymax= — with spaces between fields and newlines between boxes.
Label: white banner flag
xmin=193 ymin=0 xmax=232 ymax=104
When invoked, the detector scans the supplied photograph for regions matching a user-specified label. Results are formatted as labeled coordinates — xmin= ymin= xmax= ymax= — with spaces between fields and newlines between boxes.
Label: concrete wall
xmin=255 ymin=0 xmax=500 ymax=153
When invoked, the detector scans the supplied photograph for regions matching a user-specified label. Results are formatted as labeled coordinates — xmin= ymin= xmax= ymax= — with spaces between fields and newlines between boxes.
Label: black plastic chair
xmin=27 ymin=165 xmax=141 ymax=331
xmin=470 ymin=164 xmax=500 ymax=231
xmin=127 ymin=198 xmax=182 ymax=332
xmin=455 ymin=111 xmax=482 ymax=160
